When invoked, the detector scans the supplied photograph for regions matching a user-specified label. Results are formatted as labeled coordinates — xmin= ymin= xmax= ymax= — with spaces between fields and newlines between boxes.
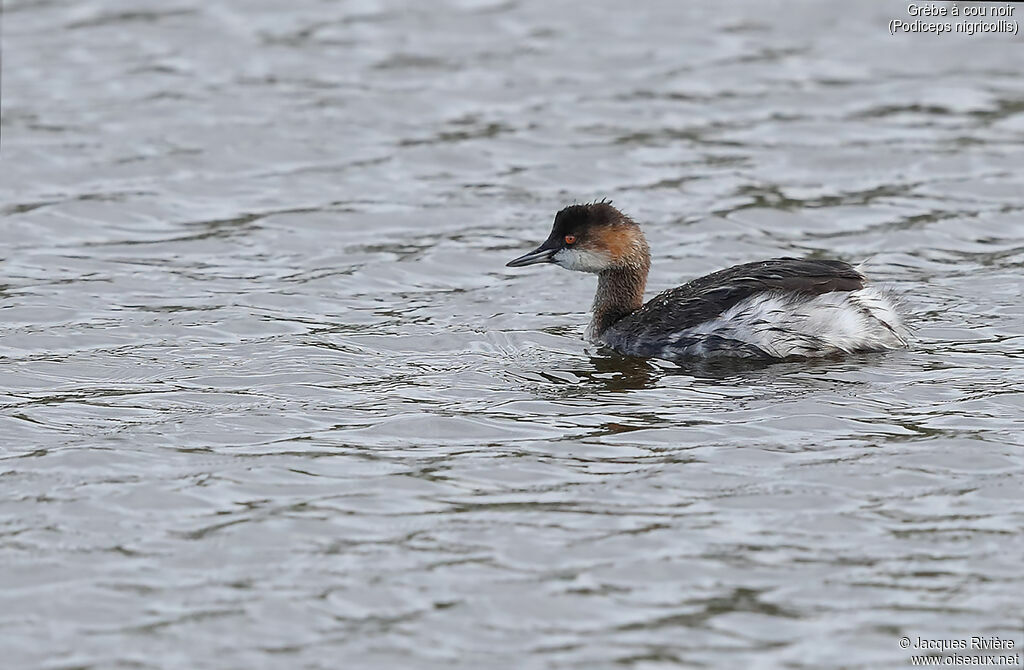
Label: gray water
xmin=3 ymin=1 xmax=1024 ymax=668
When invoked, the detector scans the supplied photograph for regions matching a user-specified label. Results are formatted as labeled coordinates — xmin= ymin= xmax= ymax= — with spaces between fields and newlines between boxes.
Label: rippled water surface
xmin=3 ymin=1 xmax=1024 ymax=668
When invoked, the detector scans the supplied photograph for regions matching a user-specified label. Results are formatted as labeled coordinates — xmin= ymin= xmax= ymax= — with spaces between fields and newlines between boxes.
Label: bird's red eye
xmin=564 ymin=235 xmax=576 ymax=245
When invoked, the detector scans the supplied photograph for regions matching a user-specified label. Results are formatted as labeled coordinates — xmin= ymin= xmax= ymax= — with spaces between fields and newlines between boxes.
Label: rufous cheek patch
xmin=595 ymin=226 xmax=636 ymax=261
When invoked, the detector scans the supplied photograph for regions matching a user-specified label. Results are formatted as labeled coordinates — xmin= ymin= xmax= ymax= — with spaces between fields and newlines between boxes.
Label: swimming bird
xmin=506 ymin=201 xmax=908 ymax=360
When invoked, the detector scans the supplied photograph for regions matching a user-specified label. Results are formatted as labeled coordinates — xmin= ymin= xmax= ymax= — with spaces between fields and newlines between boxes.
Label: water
xmin=3 ymin=1 xmax=1024 ymax=668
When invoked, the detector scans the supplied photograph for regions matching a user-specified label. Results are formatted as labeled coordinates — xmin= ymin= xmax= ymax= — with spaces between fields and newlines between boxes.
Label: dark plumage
xmin=624 ymin=258 xmax=865 ymax=331
xmin=606 ymin=258 xmax=868 ymax=357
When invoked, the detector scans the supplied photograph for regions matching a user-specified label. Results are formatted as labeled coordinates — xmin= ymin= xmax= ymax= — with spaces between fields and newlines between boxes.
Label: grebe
xmin=506 ymin=201 xmax=908 ymax=360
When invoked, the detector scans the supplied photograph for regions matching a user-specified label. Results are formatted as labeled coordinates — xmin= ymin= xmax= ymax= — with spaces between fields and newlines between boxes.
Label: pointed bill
xmin=506 ymin=244 xmax=556 ymax=267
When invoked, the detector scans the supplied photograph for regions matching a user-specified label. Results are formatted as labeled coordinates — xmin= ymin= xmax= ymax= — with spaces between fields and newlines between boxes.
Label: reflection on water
xmin=2 ymin=0 xmax=1024 ymax=668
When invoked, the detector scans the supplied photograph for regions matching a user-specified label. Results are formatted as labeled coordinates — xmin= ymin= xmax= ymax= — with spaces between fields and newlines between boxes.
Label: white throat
xmin=553 ymin=247 xmax=613 ymax=274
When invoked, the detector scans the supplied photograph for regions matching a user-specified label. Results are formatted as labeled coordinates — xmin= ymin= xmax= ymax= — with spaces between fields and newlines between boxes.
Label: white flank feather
xmin=657 ymin=286 xmax=909 ymax=359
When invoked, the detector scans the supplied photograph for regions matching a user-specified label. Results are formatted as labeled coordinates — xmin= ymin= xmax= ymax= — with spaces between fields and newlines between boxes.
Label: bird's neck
xmin=589 ymin=264 xmax=648 ymax=339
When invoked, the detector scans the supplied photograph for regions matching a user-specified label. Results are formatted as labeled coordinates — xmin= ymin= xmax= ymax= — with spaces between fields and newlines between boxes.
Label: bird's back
xmin=598 ymin=258 xmax=907 ymax=359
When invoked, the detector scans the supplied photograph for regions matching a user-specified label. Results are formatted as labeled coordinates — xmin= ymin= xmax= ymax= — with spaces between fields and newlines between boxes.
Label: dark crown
xmin=553 ymin=200 xmax=631 ymax=233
